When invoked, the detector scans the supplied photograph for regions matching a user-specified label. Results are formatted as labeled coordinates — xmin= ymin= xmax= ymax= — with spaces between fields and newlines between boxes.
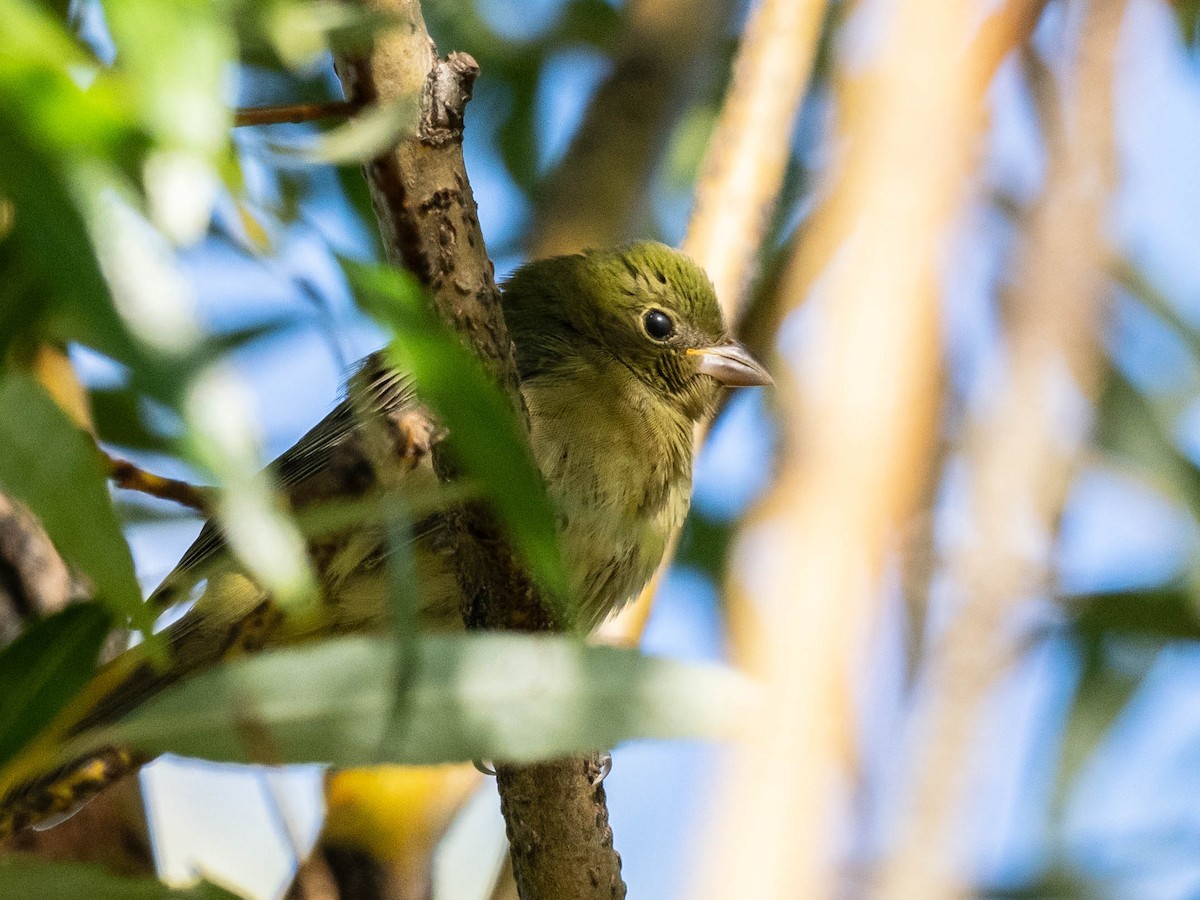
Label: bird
xmin=0 ymin=240 xmax=770 ymax=835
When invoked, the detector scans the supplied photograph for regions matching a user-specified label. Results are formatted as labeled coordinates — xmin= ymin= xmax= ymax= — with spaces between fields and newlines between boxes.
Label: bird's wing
xmin=150 ymin=353 xmax=420 ymax=611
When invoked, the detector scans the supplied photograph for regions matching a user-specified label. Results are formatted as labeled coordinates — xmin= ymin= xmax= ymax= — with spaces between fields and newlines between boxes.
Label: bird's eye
xmin=643 ymin=309 xmax=675 ymax=341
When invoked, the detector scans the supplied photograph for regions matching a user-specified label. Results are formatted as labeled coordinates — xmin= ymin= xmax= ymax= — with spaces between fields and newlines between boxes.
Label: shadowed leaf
xmin=0 ymin=603 xmax=111 ymax=769
xmin=0 ymin=375 xmax=147 ymax=629
xmin=0 ymin=860 xmax=236 ymax=899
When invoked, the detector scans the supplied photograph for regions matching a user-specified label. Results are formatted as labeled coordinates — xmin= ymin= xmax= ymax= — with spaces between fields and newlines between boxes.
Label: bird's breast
xmin=525 ymin=384 xmax=693 ymax=630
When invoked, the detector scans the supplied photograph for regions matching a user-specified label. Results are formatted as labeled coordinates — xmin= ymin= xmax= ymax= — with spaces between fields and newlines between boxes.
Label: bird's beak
xmin=687 ymin=342 xmax=773 ymax=387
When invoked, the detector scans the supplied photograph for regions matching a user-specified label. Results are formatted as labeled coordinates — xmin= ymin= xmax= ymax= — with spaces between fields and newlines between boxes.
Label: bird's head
xmin=502 ymin=242 xmax=771 ymax=421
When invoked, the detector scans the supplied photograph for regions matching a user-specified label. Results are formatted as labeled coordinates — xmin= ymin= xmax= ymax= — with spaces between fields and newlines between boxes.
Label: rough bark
xmin=496 ymin=755 xmax=624 ymax=900
xmin=332 ymin=2 xmax=626 ymax=897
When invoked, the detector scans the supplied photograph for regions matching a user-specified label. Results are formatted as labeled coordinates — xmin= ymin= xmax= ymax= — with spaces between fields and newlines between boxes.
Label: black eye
xmin=643 ymin=309 xmax=675 ymax=341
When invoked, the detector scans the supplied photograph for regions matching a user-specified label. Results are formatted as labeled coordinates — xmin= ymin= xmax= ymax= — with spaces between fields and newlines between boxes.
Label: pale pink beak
xmin=687 ymin=343 xmax=773 ymax=387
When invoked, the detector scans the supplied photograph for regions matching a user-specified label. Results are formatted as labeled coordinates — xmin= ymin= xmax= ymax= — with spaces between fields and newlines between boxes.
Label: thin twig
xmin=869 ymin=2 xmax=1126 ymax=897
xmin=234 ymin=101 xmax=359 ymax=127
xmin=104 ymin=453 xmax=210 ymax=513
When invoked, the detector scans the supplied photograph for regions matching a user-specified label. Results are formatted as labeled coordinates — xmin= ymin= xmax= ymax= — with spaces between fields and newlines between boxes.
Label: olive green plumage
xmin=0 ymin=242 xmax=770 ymax=835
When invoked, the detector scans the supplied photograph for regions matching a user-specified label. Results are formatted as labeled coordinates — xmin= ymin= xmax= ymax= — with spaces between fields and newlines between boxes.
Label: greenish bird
xmin=0 ymin=241 xmax=770 ymax=835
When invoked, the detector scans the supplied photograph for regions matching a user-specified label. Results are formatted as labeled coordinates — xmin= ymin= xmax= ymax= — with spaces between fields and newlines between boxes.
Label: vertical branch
xmin=530 ymin=0 xmax=735 ymax=258
xmin=870 ymin=2 xmax=1125 ymax=898
xmin=332 ymin=3 xmax=625 ymax=897
xmin=682 ymin=0 xmax=827 ymax=319
xmin=700 ymin=0 xmax=989 ymax=896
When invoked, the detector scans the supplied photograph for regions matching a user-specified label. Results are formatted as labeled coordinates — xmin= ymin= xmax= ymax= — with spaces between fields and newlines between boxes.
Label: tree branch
xmin=104 ymin=454 xmax=210 ymax=513
xmin=528 ymin=0 xmax=734 ymax=258
xmin=332 ymin=2 xmax=625 ymax=897
xmin=235 ymin=101 xmax=359 ymax=127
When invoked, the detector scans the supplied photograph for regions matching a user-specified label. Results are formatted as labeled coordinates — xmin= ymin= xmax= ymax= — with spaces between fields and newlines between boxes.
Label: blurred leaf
xmin=1067 ymin=587 xmax=1200 ymax=644
xmin=335 ymin=163 xmax=383 ymax=256
xmin=1095 ymin=368 xmax=1200 ymax=524
xmin=263 ymin=95 xmax=419 ymax=165
xmin=103 ymin=0 xmax=232 ymax=158
xmin=0 ymin=109 xmax=119 ymax=361
xmin=497 ymin=65 xmax=540 ymax=193
xmin=1049 ymin=587 xmax=1196 ymax=817
xmin=0 ymin=375 xmax=147 ymax=629
xmin=103 ymin=0 xmax=234 ymax=241
xmin=259 ymin=0 xmax=402 ymax=70
xmin=114 ymin=497 xmax=201 ymax=525
xmin=91 ymin=386 xmax=178 ymax=455
xmin=983 ymin=867 xmax=1103 ymax=899
xmin=342 ymin=262 xmax=570 ymax=617
xmin=676 ymin=511 xmax=733 ymax=580
xmin=1177 ymin=0 xmax=1200 ymax=49
xmin=1052 ymin=659 xmax=1139 ymax=815
xmin=293 ymin=481 xmax=475 ymax=543
xmin=0 ymin=860 xmax=236 ymax=899
xmin=184 ymin=365 xmax=316 ymax=609
xmin=0 ymin=603 xmax=111 ymax=769
xmin=553 ymin=0 xmax=623 ymax=49
xmin=1113 ymin=260 xmax=1200 ymax=361
xmin=78 ymin=634 xmax=756 ymax=766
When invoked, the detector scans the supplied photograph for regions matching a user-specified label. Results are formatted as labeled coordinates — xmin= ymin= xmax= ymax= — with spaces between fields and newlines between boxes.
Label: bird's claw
xmin=591 ymin=752 xmax=612 ymax=786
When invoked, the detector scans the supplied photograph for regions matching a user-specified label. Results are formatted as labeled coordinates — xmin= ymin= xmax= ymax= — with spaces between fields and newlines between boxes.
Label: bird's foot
xmin=386 ymin=408 xmax=444 ymax=468
xmin=591 ymin=752 xmax=612 ymax=786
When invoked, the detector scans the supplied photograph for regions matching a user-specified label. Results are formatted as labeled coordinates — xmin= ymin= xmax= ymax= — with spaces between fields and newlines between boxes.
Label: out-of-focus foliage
xmin=0 ymin=859 xmax=237 ymax=899
xmin=66 ymin=634 xmax=752 ymax=766
xmin=0 ymin=603 xmax=111 ymax=768
xmin=0 ymin=377 xmax=144 ymax=625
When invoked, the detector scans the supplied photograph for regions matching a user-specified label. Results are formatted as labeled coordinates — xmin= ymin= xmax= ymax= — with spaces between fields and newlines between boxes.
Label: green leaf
xmin=262 ymin=96 xmax=419 ymax=165
xmin=0 ymin=603 xmax=111 ymax=769
xmin=1095 ymin=369 xmax=1200 ymax=524
xmin=91 ymin=386 xmax=179 ymax=455
xmin=676 ymin=511 xmax=734 ymax=580
xmin=1067 ymin=587 xmax=1200 ymax=644
xmin=102 ymin=0 xmax=235 ymax=243
xmin=75 ymin=634 xmax=756 ymax=767
xmin=0 ymin=860 xmax=236 ymax=900
xmin=982 ymin=867 xmax=1101 ymax=899
xmin=257 ymin=0 xmax=404 ymax=70
xmin=1112 ymin=260 xmax=1200 ymax=362
xmin=103 ymin=0 xmax=233 ymax=158
xmin=0 ymin=108 xmax=117 ymax=360
xmin=0 ymin=375 xmax=147 ymax=629
xmin=183 ymin=365 xmax=316 ymax=610
xmin=1176 ymin=0 xmax=1200 ymax=49
xmin=342 ymin=262 xmax=570 ymax=615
